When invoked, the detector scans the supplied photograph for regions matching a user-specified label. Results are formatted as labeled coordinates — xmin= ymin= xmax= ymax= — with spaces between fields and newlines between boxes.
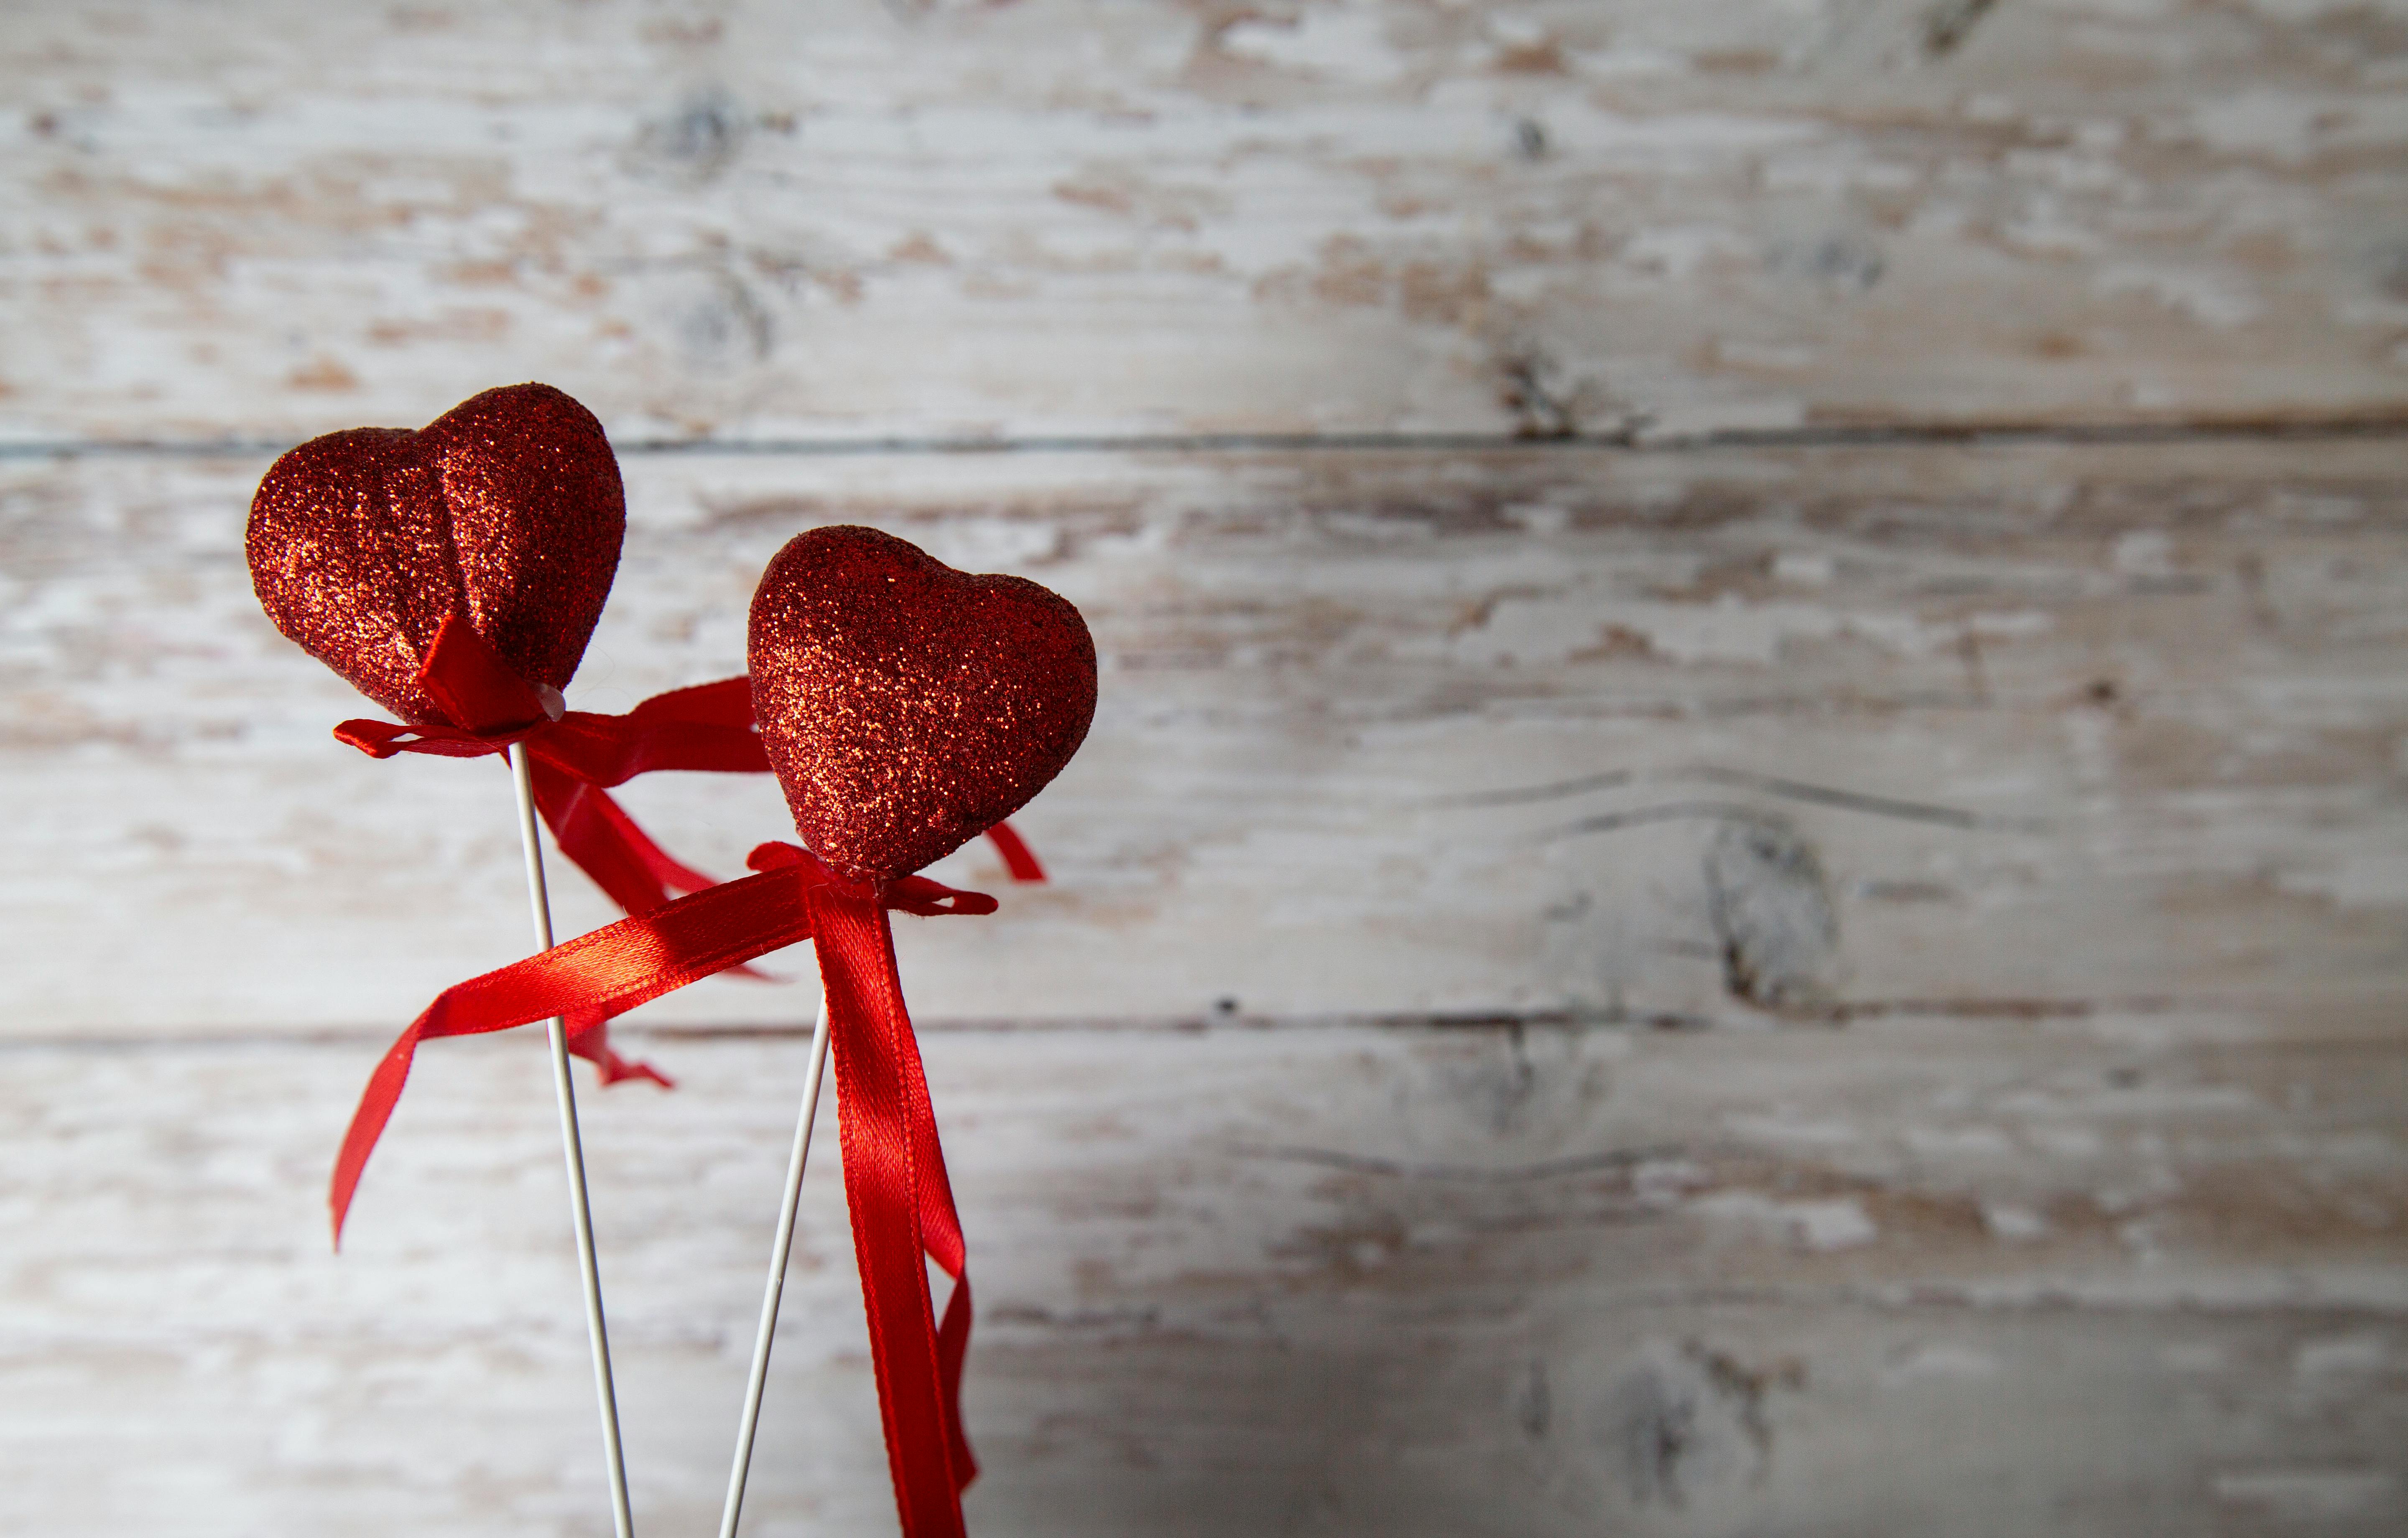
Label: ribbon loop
xmin=332 ymin=620 xmax=1048 ymax=1094
xmin=416 ymin=610 xmax=555 ymax=736
xmin=330 ymin=614 xmax=779 ymax=1080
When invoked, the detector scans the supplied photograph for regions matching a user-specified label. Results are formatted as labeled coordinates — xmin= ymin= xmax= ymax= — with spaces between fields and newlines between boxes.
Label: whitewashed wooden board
xmin=5 ymin=438 xmax=2406 ymax=1034
xmin=5 ymin=0 xmax=2407 ymax=445
xmin=8 ymin=0 xmax=2408 ymax=1531
xmin=3 ymin=1019 xmax=2401 ymax=1537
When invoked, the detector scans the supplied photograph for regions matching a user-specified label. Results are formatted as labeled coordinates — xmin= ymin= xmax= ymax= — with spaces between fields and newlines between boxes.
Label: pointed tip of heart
xmin=748 ymin=526 xmax=1097 ymax=881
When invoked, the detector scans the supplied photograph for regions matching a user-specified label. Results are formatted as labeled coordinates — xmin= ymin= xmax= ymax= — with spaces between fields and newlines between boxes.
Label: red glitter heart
xmin=247 ymin=383 xmax=625 ymax=724
xmin=749 ymin=527 xmax=1097 ymax=881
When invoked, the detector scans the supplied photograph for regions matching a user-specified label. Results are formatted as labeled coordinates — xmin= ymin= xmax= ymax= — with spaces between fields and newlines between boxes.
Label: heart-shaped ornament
xmin=749 ymin=526 xmax=1097 ymax=881
xmin=247 ymin=382 xmax=625 ymax=724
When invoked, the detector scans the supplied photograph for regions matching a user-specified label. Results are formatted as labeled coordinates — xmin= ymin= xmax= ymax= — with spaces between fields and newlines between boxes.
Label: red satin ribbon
xmin=333 ymin=841 xmax=990 ymax=1537
xmin=334 ymin=613 xmax=767 ymax=916
xmin=980 ymin=818 xmax=1044 ymax=883
xmin=332 ymin=613 xmax=1040 ymax=1085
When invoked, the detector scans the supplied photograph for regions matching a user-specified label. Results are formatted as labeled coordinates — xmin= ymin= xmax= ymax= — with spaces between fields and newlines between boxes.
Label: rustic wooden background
xmin=5 ymin=1 xmax=2406 ymax=1534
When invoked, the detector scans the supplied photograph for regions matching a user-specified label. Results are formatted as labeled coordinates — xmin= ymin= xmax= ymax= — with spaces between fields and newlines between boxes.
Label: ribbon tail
xmin=328 ymin=1028 xmax=429 ymax=1252
xmin=564 ymin=1008 xmax=676 ymax=1089
xmin=531 ymin=766 xmax=778 ymax=983
xmin=531 ymin=766 xmax=699 ymax=913
xmin=329 ymin=865 xmax=817 ymax=1245
xmin=983 ymin=820 xmax=1046 ymax=883
xmin=936 ymin=1277 xmax=977 ymax=1483
xmin=899 ymin=907 xmax=976 ymax=1486
xmin=813 ymin=889 xmax=975 ymax=1538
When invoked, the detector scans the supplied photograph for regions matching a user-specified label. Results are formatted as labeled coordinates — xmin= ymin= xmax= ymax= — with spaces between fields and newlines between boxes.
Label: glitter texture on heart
xmin=748 ymin=526 xmax=1097 ymax=881
xmin=247 ymin=382 xmax=625 ymax=723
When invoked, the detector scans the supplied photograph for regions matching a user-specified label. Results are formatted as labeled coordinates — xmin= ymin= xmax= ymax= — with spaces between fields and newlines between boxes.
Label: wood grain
xmin=6 ymin=437 xmax=2405 ymax=1035
xmin=3 ymin=1021 xmax=2400 ymax=1536
xmin=6 ymin=0 xmax=2406 ymax=444
xmin=8 ymin=3 xmax=2408 ymax=1528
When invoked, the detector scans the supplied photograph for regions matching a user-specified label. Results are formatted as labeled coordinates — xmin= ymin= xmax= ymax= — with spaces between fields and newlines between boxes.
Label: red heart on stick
xmin=749 ymin=527 xmax=1097 ymax=881
xmin=247 ymin=383 xmax=625 ymax=723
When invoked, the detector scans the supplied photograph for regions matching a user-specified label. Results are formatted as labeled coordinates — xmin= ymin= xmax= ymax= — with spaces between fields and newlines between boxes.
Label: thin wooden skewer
xmin=509 ymin=741 xmax=637 ymax=1538
xmin=719 ymin=986 xmax=834 ymax=1538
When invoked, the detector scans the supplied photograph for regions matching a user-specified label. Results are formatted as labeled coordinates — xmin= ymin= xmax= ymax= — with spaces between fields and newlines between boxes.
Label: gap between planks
xmin=5 ymin=418 xmax=2408 ymax=461
xmin=0 ymin=995 xmax=2253 ymax=1054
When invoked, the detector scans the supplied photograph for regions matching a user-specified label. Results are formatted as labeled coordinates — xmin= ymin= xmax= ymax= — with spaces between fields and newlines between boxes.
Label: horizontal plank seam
xmin=1434 ymin=764 xmax=2046 ymax=832
xmin=8 ymin=418 xmax=2408 ymax=461
xmin=8 ymin=1295 xmax=2400 ymax=1330
xmin=0 ymin=996 xmax=2306 ymax=1053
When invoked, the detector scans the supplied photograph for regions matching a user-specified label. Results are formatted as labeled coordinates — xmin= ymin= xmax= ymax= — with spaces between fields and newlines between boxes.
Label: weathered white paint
xmin=5 ymin=440 xmax=2406 ymax=1034
xmin=7 ymin=2 xmax=2408 ymax=1529
xmin=2 ymin=1021 xmax=2400 ymax=1536
xmin=5 ymin=0 xmax=2406 ymax=444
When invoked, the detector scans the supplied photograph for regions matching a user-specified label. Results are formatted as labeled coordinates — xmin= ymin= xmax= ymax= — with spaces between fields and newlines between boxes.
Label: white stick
xmin=719 ymin=987 xmax=834 ymax=1538
xmin=509 ymin=744 xmax=637 ymax=1538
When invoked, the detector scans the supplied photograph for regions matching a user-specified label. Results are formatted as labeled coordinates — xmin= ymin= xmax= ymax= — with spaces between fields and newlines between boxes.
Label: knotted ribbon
xmin=335 ymin=611 xmax=768 ymax=913
xmin=333 ymin=841 xmax=992 ymax=1537
xmin=335 ymin=613 xmax=1043 ymax=1085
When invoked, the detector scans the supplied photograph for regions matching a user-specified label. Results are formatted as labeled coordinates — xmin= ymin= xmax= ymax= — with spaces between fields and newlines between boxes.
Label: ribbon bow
xmin=329 ymin=614 xmax=1047 ymax=1086
xmin=334 ymin=841 xmax=992 ymax=1538
xmin=335 ymin=611 xmax=770 ymax=913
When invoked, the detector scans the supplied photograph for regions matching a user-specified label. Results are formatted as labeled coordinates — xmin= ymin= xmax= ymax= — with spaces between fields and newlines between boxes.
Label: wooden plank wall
xmin=3 ymin=3 xmax=2405 ymax=1535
